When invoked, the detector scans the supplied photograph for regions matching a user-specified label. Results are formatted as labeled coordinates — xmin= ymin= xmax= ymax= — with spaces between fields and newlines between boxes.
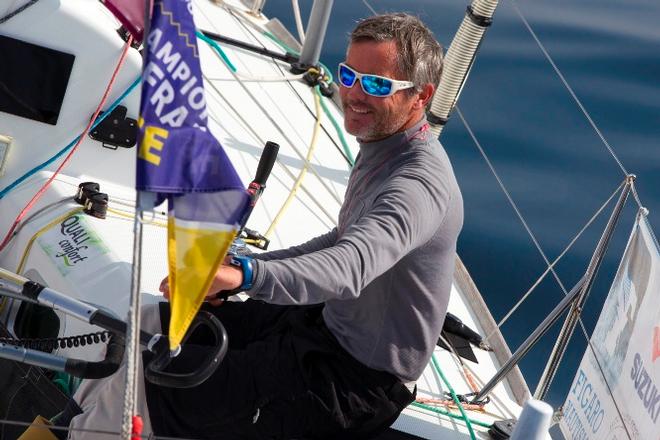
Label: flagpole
xmin=121 ymin=2 xmax=152 ymax=439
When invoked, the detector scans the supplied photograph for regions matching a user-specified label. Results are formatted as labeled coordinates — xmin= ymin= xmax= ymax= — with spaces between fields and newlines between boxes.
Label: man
xmin=68 ymin=12 xmax=463 ymax=440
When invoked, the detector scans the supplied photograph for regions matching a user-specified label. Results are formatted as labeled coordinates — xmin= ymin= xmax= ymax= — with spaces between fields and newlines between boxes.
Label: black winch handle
xmin=253 ymin=141 xmax=279 ymax=187
xmin=239 ymin=141 xmax=280 ymax=230
xmin=143 ymin=311 xmax=228 ymax=388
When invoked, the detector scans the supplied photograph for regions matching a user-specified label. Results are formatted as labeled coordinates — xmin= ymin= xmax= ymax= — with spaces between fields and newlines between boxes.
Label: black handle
xmin=253 ymin=141 xmax=279 ymax=187
xmin=0 ymin=334 xmax=125 ymax=380
xmin=144 ymin=311 xmax=228 ymax=388
xmin=443 ymin=312 xmax=483 ymax=346
xmin=64 ymin=333 xmax=125 ymax=379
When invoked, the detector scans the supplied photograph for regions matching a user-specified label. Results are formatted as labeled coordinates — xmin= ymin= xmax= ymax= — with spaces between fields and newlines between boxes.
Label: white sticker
xmin=37 ymin=213 xmax=110 ymax=278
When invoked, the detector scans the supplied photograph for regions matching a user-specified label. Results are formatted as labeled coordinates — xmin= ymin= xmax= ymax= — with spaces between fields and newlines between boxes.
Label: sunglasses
xmin=338 ymin=63 xmax=415 ymax=97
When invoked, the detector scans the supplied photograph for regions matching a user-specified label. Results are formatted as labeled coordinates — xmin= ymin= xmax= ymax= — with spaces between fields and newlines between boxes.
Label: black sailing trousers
xmin=145 ymin=300 xmax=415 ymax=439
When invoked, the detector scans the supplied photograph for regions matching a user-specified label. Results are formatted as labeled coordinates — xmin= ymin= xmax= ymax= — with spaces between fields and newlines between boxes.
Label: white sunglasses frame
xmin=338 ymin=63 xmax=415 ymax=97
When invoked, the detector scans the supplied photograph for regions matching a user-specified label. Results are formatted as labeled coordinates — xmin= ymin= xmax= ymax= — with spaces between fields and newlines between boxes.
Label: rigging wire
xmin=361 ymin=0 xmax=377 ymax=16
xmin=221 ymin=7 xmax=350 ymax=191
xmin=457 ymin=106 xmax=633 ymax=438
xmin=261 ymin=32 xmax=355 ymax=165
xmin=457 ymin=5 xmax=643 ymax=435
xmin=484 ymin=180 xmax=624 ymax=339
xmin=201 ymin=73 xmax=337 ymax=229
xmin=509 ymin=1 xmax=632 ymax=185
xmin=196 ymin=9 xmax=344 ymax=208
xmin=0 ymin=36 xmax=133 ymax=254
xmin=291 ymin=0 xmax=306 ymax=43
xmin=507 ymin=5 xmax=642 ymax=437
xmin=456 ymin=105 xmax=574 ymax=296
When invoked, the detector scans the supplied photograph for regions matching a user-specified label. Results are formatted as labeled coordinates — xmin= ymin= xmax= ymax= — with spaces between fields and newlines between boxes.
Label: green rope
xmin=264 ymin=32 xmax=352 ymax=166
xmin=262 ymin=30 xmax=334 ymax=83
xmin=315 ymin=86 xmax=355 ymax=166
xmin=263 ymin=30 xmax=298 ymax=54
xmin=196 ymin=31 xmax=237 ymax=73
xmin=198 ymin=28 xmax=354 ymax=166
xmin=409 ymin=401 xmax=493 ymax=429
xmin=431 ymin=353 xmax=478 ymax=439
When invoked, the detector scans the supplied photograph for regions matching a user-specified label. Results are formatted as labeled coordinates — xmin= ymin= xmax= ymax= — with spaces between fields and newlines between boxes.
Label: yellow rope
xmin=0 ymin=208 xmax=83 ymax=314
xmin=264 ymin=87 xmax=323 ymax=239
xmin=106 ymin=206 xmax=167 ymax=228
xmin=16 ymin=208 xmax=84 ymax=274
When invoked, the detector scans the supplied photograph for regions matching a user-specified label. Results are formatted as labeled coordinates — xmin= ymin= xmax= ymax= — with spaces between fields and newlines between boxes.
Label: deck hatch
xmin=0 ymin=35 xmax=75 ymax=125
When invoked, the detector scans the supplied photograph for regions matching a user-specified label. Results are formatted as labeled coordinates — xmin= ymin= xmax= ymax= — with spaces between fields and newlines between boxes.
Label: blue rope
xmin=0 ymin=76 xmax=141 ymax=200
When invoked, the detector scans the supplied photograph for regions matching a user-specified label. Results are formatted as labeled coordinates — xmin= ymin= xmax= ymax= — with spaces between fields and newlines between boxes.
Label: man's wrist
xmin=230 ymin=255 xmax=254 ymax=291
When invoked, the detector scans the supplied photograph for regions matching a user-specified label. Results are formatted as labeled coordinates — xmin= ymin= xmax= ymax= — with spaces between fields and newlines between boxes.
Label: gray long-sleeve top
xmin=247 ymin=118 xmax=463 ymax=382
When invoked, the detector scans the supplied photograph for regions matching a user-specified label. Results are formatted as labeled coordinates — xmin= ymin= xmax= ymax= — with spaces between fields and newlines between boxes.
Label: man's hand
xmin=159 ymin=259 xmax=243 ymax=307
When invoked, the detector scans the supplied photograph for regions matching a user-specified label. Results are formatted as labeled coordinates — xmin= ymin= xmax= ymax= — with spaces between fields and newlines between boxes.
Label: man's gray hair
xmin=350 ymin=13 xmax=443 ymax=92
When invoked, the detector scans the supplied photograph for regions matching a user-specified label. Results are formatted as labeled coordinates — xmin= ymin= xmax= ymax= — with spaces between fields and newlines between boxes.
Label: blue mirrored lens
xmin=339 ymin=65 xmax=356 ymax=87
xmin=361 ymin=75 xmax=392 ymax=96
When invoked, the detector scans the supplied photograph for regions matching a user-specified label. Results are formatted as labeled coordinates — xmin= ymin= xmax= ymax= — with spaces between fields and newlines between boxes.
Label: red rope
xmin=131 ymin=415 xmax=144 ymax=440
xmin=0 ymin=36 xmax=134 ymax=253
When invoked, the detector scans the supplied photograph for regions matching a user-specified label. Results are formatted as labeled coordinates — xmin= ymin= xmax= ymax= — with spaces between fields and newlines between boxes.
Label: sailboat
xmin=0 ymin=0 xmax=656 ymax=439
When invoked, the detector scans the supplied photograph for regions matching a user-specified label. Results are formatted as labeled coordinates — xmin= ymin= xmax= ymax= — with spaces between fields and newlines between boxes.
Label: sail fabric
xmin=560 ymin=211 xmax=660 ymax=440
xmin=137 ymin=0 xmax=248 ymax=351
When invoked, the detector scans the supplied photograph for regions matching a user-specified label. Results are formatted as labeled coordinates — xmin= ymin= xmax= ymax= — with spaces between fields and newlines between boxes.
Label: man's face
xmin=339 ymin=40 xmax=419 ymax=142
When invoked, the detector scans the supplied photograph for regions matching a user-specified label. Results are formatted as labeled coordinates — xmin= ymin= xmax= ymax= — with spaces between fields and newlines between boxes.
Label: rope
xmin=316 ymin=83 xmax=355 ymax=166
xmin=437 ymin=333 xmax=481 ymax=394
xmin=0 ymin=77 xmax=141 ymax=202
xmin=11 ymin=197 xmax=72 ymax=240
xmin=457 ymin=105 xmax=619 ymax=335
xmin=430 ymin=353 xmax=478 ymax=439
xmin=0 ymin=37 xmax=133 ymax=254
xmin=264 ymin=86 xmax=323 ymax=239
xmin=198 ymin=7 xmax=344 ymax=209
xmin=415 ymin=397 xmax=486 ymax=412
xmin=106 ymin=207 xmax=168 ymax=227
xmin=15 ymin=208 xmax=84 ymax=274
xmin=0 ymin=0 xmax=39 ymax=24
xmin=202 ymin=75 xmax=337 ymax=228
xmin=510 ymin=0 xmax=629 ymax=178
xmin=261 ymin=30 xmax=355 ymax=166
xmin=409 ymin=402 xmax=493 ymax=428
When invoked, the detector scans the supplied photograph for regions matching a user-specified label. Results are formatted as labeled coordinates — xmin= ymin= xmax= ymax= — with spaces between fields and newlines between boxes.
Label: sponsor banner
xmin=37 ymin=213 xmax=109 ymax=280
xmin=560 ymin=214 xmax=660 ymax=440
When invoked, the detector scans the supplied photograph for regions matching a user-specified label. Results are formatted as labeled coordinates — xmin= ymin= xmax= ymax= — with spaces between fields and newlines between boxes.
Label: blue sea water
xmin=265 ymin=0 xmax=660 ymax=435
